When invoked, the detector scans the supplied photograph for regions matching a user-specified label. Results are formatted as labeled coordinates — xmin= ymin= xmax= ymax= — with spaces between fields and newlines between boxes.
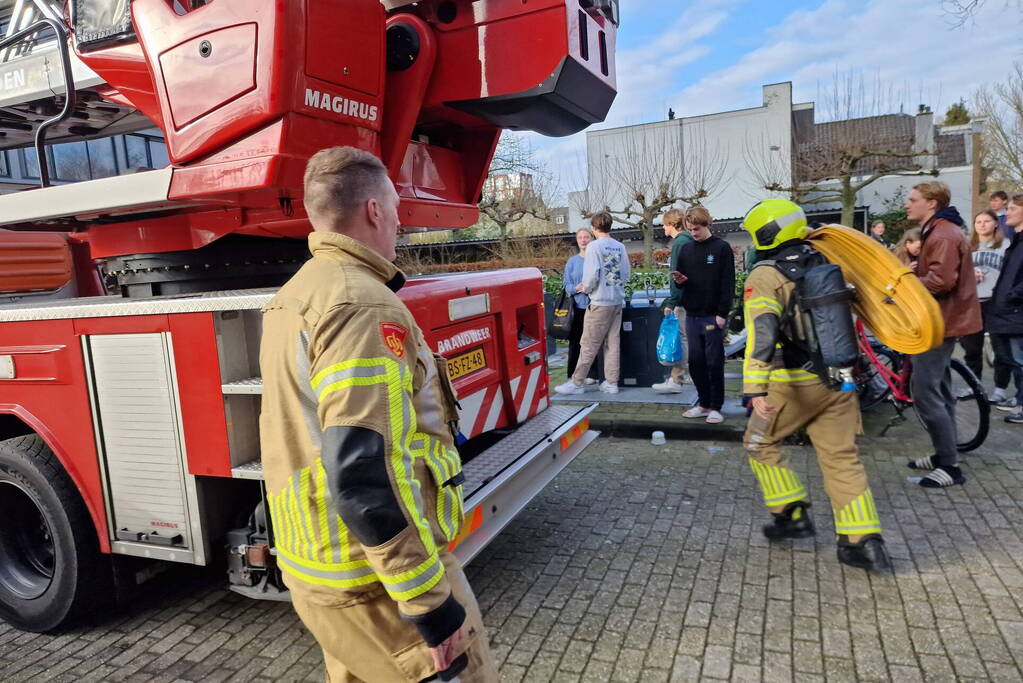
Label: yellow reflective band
xmin=313 ymin=463 xmax=330 ymax=564
xmin=746 ymin=297 xmax=782 ymax=313
xmin=317 ymin=374 xmax=389 ymax=403
xmin=834 ymin=490 xmax=882 ymax=535
xmin=311 ymin=357 xmax=391 ymax=390
xmin=298 ymin=468 xmax=316 ymax=560
xmin=286 ymin=484 xmax=302 ymax=558
xmin=384 ymin=360 xmax=437 ymax=555
xmin=749 ymin=459 xmax=808 ymax=507
xmin=379 ymin=553 xmax=446 ymax=602
xmin=769 ymin=369 xmax=819 ymax=382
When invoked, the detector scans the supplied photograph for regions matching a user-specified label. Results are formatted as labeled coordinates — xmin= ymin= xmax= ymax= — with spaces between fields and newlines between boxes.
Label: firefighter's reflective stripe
xmin=413 ymin=435 xmax=464 ymax=544
xmin=270 ymin=355 xmax=459 ymax=600
xmin=749 ymin=459 xmax=808 ymax=506
xmin=746 ymin=297 xmax=782 ymax=314
xmin=269 ymin=463 xmax=448 ymax=601
xmin=312 ymin=356 xmax=438 ymax=553
xmin=834 ymin=489 xmax=882 ymax=535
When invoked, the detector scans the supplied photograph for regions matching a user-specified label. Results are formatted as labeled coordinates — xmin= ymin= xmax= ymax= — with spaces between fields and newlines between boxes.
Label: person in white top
xmin=960 ymin=210 xmax=1018 ymax=409
xmin=554 ymin=211 xmax=631 ymax=395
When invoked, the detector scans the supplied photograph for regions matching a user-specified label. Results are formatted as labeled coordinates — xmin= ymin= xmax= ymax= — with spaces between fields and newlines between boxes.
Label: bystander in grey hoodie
xmin=581 ymin=235 xmax=630 ymax=306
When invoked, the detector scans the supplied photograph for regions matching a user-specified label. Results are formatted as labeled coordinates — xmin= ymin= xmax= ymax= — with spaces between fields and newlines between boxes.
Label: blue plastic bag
xmin=656 ymin=312 xmax=683 ymax=366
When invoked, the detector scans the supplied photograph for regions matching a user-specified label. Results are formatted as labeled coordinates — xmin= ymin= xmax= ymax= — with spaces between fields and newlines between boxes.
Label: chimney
xmin=914 ymin=105 xmax=936 ymax=171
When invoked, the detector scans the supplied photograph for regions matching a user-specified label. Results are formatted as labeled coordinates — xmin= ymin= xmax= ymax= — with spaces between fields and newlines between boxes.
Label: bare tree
xmin=974 ymin=62 xmax=1023 ymax=191
xmin=747 ymin=72 xmax=938 ymax=227
xmin=477 ymin=133 xmax=558 ymax=245
xmin=578 ymin=126 xmax=727 ymax=267
xmin=942 ymin=0 xmax=1022 ymax=25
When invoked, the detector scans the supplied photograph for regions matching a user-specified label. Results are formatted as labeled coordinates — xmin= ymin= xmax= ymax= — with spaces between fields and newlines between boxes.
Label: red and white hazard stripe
xmin=456 ymin=384 xmax=505 ymax=439
xmin=509 ymin=364 xmax=546 ymax=424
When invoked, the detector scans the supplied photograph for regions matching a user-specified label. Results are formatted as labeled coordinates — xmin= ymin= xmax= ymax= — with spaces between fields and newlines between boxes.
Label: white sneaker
xmin=554 ymin=381 xmax=585 ymax=395
xmin=599 ymin=381 xmax=619 ymax=394
xmin=683 ymin=406 xmax=711 ymax=419
xmin=705 ymin=410 xmax=724 ymax=424
xmin=651 ymin=380 xmax=684 ymax=394
xmin=990 ymin=389 xmax=1006 ymax=403
xmin=584 ymin=378 xmax=598 ymax=385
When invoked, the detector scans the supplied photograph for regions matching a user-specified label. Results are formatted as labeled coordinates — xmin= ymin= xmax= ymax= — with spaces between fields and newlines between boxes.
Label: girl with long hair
xmin=893 ymin=228 xmax=922 ymax=267
xmin=960 ymin=210 xmax=1013 ymax=404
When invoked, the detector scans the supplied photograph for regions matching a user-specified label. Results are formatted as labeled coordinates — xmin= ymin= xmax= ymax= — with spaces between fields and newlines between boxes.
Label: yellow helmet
xmin=743 ymin=199 xmax=808 ymax=251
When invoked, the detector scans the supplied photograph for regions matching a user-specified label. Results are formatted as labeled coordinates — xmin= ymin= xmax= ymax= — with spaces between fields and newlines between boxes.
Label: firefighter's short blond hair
xmin=303 ymin=146 xmax=390 ymax=226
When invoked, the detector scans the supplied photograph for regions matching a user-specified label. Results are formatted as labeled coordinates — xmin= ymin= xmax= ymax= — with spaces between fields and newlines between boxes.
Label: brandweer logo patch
xmin=380 ymin=322 xmax=409 ymax=359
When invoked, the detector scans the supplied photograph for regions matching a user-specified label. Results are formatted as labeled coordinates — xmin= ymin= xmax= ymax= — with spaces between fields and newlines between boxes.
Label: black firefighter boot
xmin=762 ymin=501 xmax=815 ymax=540
xmin=837 ymin=534 xmax=891 ymax=571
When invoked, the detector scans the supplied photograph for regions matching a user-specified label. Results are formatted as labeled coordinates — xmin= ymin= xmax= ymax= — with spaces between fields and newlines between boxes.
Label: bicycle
xmin=855 ymin=319 xmax=989 ymax=452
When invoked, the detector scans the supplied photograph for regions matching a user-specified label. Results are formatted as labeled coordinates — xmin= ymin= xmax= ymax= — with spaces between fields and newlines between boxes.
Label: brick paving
xmin=1 ymin=413 xmax=1022 ymax=681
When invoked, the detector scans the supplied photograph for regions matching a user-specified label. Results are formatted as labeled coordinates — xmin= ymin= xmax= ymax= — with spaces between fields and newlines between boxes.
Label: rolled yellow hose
xmin=806 ymin=225 xmax=944 ymax=354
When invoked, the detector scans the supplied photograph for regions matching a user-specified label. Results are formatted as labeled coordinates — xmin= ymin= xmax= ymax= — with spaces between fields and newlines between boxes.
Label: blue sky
xmin=526 ymin=0 xmax=1023 ymax=196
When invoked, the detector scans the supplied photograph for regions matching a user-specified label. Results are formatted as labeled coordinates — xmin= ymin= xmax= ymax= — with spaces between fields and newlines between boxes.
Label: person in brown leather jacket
xmin=904 ymin=181 xmax=982 ymax=487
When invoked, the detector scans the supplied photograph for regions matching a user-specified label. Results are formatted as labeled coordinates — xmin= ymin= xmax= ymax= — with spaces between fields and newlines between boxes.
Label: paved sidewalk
xmin=1 ymin=423 xmax=1021 ymax=681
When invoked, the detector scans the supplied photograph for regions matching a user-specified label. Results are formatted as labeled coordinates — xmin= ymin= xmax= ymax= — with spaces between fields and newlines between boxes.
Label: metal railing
xmin=0 ymin=0 xmax=75 ymax=186
xmin=0 ymin=0 xmax=62 ymax=63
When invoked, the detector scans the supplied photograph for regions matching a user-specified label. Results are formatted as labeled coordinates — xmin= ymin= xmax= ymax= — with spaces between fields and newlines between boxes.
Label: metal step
xmin=231 ymin=459 xmax=264 ymax=480
xmin=228 ymin=402 xmax=595 ymax=486
xmin=223 ymin=377 xmax=263 ymax=395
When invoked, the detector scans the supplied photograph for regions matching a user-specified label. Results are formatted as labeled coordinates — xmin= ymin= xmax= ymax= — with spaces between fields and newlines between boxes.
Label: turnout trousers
xmin=743 ymin=382 xmax=882 ymax=542
xmin=291 ymin=553 xmax=499 ymax=683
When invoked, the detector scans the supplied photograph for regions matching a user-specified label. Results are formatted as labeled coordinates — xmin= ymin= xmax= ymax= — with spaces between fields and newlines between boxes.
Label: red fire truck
xmin=0 ymin=0 xmax=618 ymax=631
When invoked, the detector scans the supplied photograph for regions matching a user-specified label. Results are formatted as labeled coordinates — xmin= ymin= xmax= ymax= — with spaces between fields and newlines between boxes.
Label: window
xmin=53 ymin=142 xmax=92 ymax=182
xmin=20 ymin=148 xmax=39 ymax=179
xmin=124 ymin=135 xmax=150 ymax=168
xmin=0 ymin=151 xmax=8 ymax=178
xmin=149 ymin=139 xmax=169 ymax=168
xmin=122 ymin=134 xmax=169 ymax=169
xmin=87 ymin=138 xmax=118 ymax=178
xmin=50 ymin=139 xmax=119 ymax=182
xmin=555 ymin=215 xmax=566 ymax=225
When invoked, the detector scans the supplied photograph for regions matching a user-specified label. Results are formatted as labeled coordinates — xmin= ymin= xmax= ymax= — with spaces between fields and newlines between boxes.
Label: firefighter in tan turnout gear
xmin=259 ymin=147 xmax=498 ymax=682
xmin=741 ymin=200 xmax=890 ymax=571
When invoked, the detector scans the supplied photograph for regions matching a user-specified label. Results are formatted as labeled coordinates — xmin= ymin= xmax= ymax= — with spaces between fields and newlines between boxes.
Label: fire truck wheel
xmin=0 ymin=435 xmax=110 ymax=632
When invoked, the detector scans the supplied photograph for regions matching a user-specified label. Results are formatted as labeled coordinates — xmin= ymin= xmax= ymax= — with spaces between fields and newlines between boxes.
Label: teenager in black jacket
xmin=673 ymin=206 xmax=735 ymax=423
xmin=987 ymin=194 xmax=1023 ymax=424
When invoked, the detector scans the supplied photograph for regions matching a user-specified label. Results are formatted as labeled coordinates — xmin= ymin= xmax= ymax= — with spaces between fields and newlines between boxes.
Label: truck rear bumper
xmin=227 ymin=403 xmax=598 ymax=601
xmin=450 ymin=402 xmax=598 ymax=564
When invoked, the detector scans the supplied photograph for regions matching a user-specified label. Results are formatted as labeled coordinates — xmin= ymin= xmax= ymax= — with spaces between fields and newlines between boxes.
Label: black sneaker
xmin=762 ymin=501 xmax=815 ymax=540
xmin=919 ymin=465 xmax=966 ymax=488
xmin=837 ymin=534 xmax=891 ymax=571
xmin=1005 ymin=408 xmax=1023 ymax=424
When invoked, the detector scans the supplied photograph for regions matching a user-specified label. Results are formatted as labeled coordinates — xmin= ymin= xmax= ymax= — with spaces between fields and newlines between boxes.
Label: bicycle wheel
xmin=857 ymin=346 xmax=899 ymax=411
xmin=949 ymin=359 xmax=989 ymax=452
xmin=913 ymin=358 xmax=990 ymax=452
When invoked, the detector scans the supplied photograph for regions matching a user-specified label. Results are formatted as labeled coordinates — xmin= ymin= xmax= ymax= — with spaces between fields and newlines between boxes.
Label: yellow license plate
xmin=447 ymin=347 xmax=486 ymax=381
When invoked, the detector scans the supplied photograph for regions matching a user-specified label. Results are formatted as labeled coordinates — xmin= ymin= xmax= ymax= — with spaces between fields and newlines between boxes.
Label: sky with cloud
xmin=527 ymin=0 xmax=1023 ymax=199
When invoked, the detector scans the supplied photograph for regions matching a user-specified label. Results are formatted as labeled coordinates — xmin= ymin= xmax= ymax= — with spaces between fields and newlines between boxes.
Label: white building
xmin=569 ymin=82 xmax=981 ymax=233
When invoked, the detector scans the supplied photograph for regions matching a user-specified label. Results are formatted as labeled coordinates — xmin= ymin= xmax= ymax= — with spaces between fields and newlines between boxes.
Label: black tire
xmin=0 ymin=435 xmax=110 ymax=632
xmin=911 ymin=359 xmax=990 ymax=453
xmin=949 ymin=359 xmax=989 ymax=452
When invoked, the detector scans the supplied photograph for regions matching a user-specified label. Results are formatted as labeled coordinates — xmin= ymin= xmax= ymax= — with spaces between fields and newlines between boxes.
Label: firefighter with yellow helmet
xmin=740 ymin=199 xmax=890 ymax=571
